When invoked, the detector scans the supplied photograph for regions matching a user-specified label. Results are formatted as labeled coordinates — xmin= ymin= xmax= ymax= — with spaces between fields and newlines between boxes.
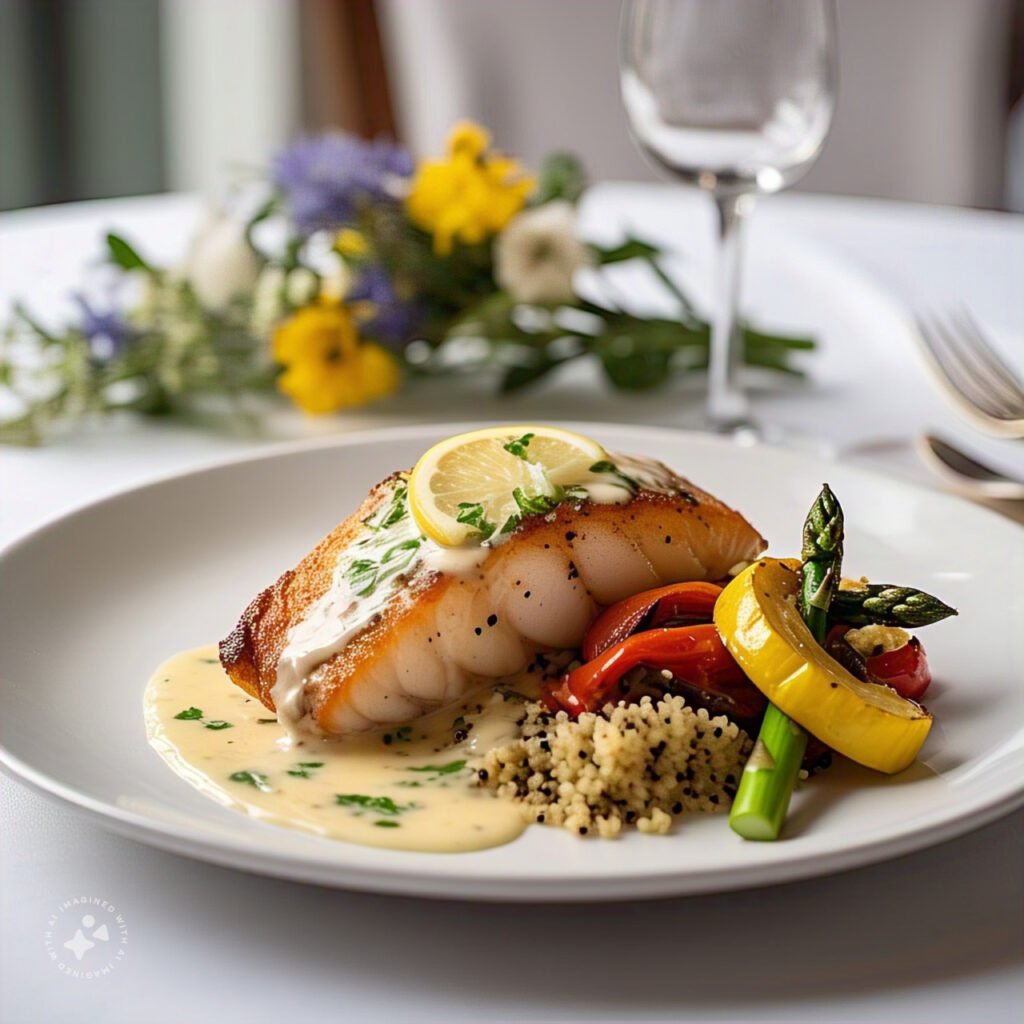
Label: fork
xmin=915 ymin=310 xmax=1024 ymax=439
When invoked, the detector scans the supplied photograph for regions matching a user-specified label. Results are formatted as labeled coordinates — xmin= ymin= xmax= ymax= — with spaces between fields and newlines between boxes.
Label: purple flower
xmin=273 ymin=133 xmax=413 ymax=234
xmin=73 ymin=293 xmax=132 ymax=361
xmin=349 ymin=265 xmax=422 ymax=347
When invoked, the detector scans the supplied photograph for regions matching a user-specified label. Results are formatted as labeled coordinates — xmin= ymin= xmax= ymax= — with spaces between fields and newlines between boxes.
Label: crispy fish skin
xmin=220 ymin=468 xmax=766 ymax=736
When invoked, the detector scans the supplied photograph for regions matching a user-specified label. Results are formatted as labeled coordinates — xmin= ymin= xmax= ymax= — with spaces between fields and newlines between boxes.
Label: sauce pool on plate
xmin=144 ymin=645 xmax=531 ymax=852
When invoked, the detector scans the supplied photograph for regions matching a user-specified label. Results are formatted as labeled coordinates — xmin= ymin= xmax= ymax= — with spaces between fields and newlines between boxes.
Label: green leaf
xmin=204 ymin=720 xmax=233 ymax=731
xmin=741 ymin=324 xmax=816 ymax=352
xmin=512 ymin=487 xmax=559 ymax=517
xmin=596 ymin=333 xmax=672 ymax=390
xmin=335 ymin=794 xmax=410 ymax=816
xmin=589 ymin=460 xmax=639 ymax=490
xmin=245 ymin=195 xmax=279 ymax=246
xmin=593 ymin=237 xmax=661 ymax=265
xmin=405 ymin=760 xmax=467 ymax=776
xmin=364 ymin=484 xmax=409 ymax=531
xmin=229 ymin=770 xmax=271 ymax=792
xmin=174 ymin=707 xmax=203 ymax=720
xmin=345 ymin=558 xmax=379 ymax=596
xmin=533 ymin=151 xmax=588 ymax=205
xmin=456 ymin=502 xmax=497 ymax=541
xmin=500 ymin=360 xmax=556 ymax=393
xmin=502 ymin=432 xmax=534 ymax=460
xmin=105 ymin=232 xmax=151 ymax=272
xmin=374 ymin=820 xmax=401 ymax=828
xmin=381 ymin=538 xmax=421 ymax=565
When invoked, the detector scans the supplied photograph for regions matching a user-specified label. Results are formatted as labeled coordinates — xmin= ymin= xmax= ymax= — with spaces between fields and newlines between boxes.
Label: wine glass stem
xmin=707 ymin=192 xmax=751 ymax=433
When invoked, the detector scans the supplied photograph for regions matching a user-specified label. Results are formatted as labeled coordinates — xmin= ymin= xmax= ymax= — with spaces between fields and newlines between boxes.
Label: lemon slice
xmin=409 ymin=425 xmax=607 ymax=546
xmin=714 ymin=557 xmax=932 ymax=774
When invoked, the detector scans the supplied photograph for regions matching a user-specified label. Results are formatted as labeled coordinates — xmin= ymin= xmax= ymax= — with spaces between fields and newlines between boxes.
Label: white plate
xmin=1 ymin=423 xmax=1021 ymax=901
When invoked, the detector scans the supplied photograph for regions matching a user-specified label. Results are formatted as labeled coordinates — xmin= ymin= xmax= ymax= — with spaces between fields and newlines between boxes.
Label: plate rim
xmin=2 ymin=422 xmax=1022 ymax=901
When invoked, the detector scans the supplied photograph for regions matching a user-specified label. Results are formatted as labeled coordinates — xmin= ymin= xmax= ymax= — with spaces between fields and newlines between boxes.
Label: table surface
xmin=1 ymin=187 xmax=1022 ymax=1024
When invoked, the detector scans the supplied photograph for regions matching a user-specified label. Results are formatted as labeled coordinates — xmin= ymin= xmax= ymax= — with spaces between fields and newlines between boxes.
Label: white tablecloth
xmin=1 ymin=188 xmax=1022 ymax=1023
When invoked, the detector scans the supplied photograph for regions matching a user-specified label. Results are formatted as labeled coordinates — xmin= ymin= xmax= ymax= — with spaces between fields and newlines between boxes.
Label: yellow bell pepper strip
xmin=715 ymin=557 xmax=933 ymax=776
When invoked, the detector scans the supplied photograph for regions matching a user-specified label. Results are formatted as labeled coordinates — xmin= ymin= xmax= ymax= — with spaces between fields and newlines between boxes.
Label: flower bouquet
xmin=0 ymin=121 xmax=813 ymax=444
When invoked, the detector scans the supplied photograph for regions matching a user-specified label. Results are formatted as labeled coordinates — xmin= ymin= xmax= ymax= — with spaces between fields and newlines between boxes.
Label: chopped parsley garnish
xmin=456 ymin=502 xmax=497 ymax=541
xmin=345 ymin=558 xmax=377 ymax=595
xmin=176 ymin=706 xmax=233 ymax=730
xmin=344 ymin=538 xmax=421 ymax=597
xmin=363 ymin=484 xmax=410 ymax=531
xmin=374 ymin=820 xmax=401 ymax=828
xmin=498 ymin=486 xmax=562 ymax=535
xmin=257 ymin=718 xmax=277 ymax=724
xmin=502 ymin=432 xmax=535 ymax=460
xmin=286 ymin=761 xmax=325 ymax=778
xmin=513 ymin=487 xmax=559 ymax=517
xmin=229 ymin=770 xmax=271 ymax=792
xmin=335 ymin=794 xmax=411 ymax=816
xmin=405 ymin=760 xmax=467 ymax=777
xmin=589 ymin=460 xmax=639 ymax=491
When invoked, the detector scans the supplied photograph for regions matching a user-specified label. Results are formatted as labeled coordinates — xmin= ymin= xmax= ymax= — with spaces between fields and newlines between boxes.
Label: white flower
xmin=182 ymin=213 xmax=262 ymax=312
xmin=318 ymin=259 xmax=351 ymax=303
xmin=285 ymin=267 xmax=319 ymax=307
xmin=250 ymin=267 xmax=288 ymax=337
xmin=494 ymin=201 xmax=592 ymax=305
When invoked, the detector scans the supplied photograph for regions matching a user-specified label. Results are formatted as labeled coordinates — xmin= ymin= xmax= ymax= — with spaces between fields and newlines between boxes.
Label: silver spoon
xmin=916 ymin=434 xmax=1024 ymax=500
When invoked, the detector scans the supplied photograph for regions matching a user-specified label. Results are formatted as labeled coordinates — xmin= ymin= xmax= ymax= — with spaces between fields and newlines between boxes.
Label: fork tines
xmin=915 ymin=310 xmax=1024 ymax=439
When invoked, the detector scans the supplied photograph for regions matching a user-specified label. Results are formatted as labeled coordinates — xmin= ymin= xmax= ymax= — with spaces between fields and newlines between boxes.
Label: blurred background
xmin=1 ymin=0 xmax=1023 ymax=213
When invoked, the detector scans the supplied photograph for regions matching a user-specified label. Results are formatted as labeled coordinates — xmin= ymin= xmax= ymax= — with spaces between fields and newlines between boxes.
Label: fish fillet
xmin=220 ymin=457 xmax=765 ymax=737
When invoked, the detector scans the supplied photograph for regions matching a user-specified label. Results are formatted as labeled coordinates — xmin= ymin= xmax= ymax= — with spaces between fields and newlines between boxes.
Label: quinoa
xmin=475 ymin=694 xmax=751 ymax=838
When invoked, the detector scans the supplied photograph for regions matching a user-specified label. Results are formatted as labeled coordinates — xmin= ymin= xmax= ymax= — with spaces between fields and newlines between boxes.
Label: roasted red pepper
xmin=582 ymin=582 xmax=723 ymax=661
xmin=825 ymin=626 xmax=932 ymax=702
xmin=547 ymin=623 xmax=766 ymax=720
xmin=866 ymin=638 xmax=931 ymax=701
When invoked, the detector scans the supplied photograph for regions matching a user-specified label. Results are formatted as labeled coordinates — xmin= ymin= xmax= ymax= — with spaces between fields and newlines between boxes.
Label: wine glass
xmin=620 ymin=0 xmax=837 ymax=434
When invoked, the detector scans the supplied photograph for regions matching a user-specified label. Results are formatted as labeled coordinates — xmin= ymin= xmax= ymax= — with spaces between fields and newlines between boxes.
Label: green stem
xmin=730 ymin=484 xmax=842 ymax=841
xmin=728 ymin=704 xmax=808 ymax=841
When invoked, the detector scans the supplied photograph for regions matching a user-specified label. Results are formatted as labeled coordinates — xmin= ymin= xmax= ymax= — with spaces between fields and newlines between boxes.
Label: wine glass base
xmin=700 ymin=411 xmax=836 ymax=457
xmin=708 ymin=415 xmax=760 ymax=445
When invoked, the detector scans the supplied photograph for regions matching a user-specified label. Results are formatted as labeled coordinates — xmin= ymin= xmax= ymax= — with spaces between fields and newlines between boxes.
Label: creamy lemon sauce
xmin=272 ymin=452 xmax=682 ymax=740
xmin=145 ymin=645 xmax=536 ymax=852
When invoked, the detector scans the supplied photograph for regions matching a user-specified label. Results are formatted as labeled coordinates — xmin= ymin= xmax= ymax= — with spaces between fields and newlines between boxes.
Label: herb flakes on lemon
xmin=409 ymin=426 xmax=609 ymax=546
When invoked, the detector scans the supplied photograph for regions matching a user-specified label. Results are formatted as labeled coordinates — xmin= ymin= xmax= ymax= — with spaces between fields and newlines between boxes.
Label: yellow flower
xmin=273 ymin=303 xmax=400 ymax=414
xmin=448 ymin=120 xmax=490 ymax=158
xmin=335 ymin=229 xmax=367 ymax=258
xmin=405 ymin=121 xmax=534 ymax=255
